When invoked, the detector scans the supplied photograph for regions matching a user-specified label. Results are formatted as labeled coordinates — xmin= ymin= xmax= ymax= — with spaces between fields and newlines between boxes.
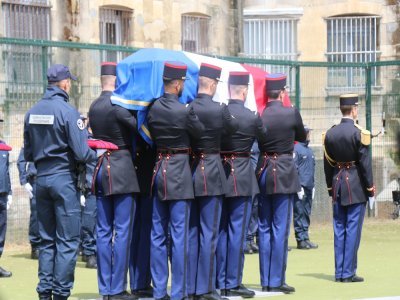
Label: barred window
xmin=181 ymin=14 xmax=210 ymax=54
xmin=99 ymin=7 xmax=133 ymax=62
xmin=2 ymin=0 xmax=51 ymax=97
xmin=326 ymin=15 xmax=380 ymax=90
xmin=243 ymin=18 xmax=298 ymax=90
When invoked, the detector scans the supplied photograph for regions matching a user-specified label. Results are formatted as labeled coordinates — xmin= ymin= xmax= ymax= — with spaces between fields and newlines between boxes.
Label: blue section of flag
xmin=110 ymin=48 xmax=199 ymax=145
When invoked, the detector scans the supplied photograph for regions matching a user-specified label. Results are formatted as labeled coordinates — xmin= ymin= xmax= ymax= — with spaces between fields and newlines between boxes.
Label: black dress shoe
xmin=39 ymin=294 xmax=52 ymax=300
xmin=297 ymin=240 xmax=311 ymax=250
xmin=268 ymin=283 xmax=295 ymax=294
xmin=31 ymin=248 xmax=40 ymax=259
xmin=183 ymin=294 xmax=196 ymax=300
xmin=225 ymin=285 xmax=255 ymax=298
xmin=261 ymin=286 xmax=269 ymax=292
xmin=249 ymin=241 xmax=259 ymax=253
xmin=131 ymin=286 xmax=154 ymax=298
xmin=197 ymin=291 xmax=226 ymax=300
xmin=219 ymin=289 xmax=227 ymax=296
xmin=305 ymin=240 xmax=318 ymax=249
xmin=244 ymin=243 xmax=253 ymax=254
xmin=109 ymin=291 xmax=137 ymax=299
xmin=155 ymin=295 xmax=170 ymax=300
xmin=335 ymin=278 xmax=342 ymax=282
xmin=342 ymin=275 xmax=364 ymax=283
xmin=85 ymin=255 xmax=97 ymax=269
xmin=0 ymin=266 xmax=12 ymax=277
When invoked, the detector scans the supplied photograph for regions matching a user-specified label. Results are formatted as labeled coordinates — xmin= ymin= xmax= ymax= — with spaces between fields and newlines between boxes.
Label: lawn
xmin=0 ymin=219 xmax=399 ymax=300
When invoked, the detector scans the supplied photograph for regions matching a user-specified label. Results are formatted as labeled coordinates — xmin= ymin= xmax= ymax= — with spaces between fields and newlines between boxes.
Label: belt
xmin=336 ymin=161 xmax=356 ymax=169
xmin=193 ymin=151 xmax=220 ymax=157
xmin=158 ymin=148 xmax=190 ymax=155
xmin=221 ymin=151 xmax=251 ymax=158
xmin=261 ymin=152 xmax=292 ymax=159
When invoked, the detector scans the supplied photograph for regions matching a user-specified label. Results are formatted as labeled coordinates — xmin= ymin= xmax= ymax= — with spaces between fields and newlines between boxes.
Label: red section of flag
xmin=88 ymin=139 xmax=119 ymax=150
xmin=241 ymin=64 xmax=292 ymax=113
xmin=0 ymin=143 xmax=12 ymax=151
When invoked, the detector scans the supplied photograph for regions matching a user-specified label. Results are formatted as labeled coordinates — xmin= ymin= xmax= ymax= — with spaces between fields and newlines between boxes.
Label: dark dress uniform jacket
xmin=0 ymin=141 xmax=11 ymax=196
xmin=89 ymin=91 xmax=140 ymax=196
xmin=147 ymin=93 xmax=204 ymax=201
xmin=24 ymin=86 xmax=95 ymax=176
xmin=190 ymin=94 xmax=238 ymax=197
xmin=257 ymin=101 xmax=306 ymax=194
xmin=221 ymin=99 xmax=268 ymax=197
xmin=323 ymin=118 xmax=374 ymax=206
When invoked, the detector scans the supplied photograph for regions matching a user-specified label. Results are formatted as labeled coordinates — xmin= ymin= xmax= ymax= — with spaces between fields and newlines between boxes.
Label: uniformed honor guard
xmin=89 ymin=62 xmax=139 ymax=300
xmin=323 ymin=94 xmax=375 ymax=283
xmin=0 ymin=131 xmax=12 ymax=278
xmin=147 ymin=62 xmax=204 ymax=300
xmin=293 ymin=126 xmax=318 ymax=250
xmin=17 ymin=147 xmax=40 ymax=259
xmin=188 ymin=63 xmax=237 ymax=300
xmin=24 ymin=64 xmax=96 ymax=300
xmin=216 ymin=72 xmax=266 ymax=298
xmin=129 ymin=133 xmax=156 ymax=298
xmin=257 ymin=73 xmax=306 ymax=294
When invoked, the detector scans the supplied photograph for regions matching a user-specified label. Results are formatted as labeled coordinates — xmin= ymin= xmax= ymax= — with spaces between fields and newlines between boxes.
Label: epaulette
xmin=354 ymin=123 xmax=371 ymax=146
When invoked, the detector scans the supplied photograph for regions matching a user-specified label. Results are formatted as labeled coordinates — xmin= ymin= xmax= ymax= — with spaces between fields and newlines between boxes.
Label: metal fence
xmin=0 ymin=37 xmax=399 ymax=245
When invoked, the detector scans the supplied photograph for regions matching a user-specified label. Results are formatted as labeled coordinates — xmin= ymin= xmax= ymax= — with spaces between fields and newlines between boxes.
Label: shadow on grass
xmin=71 ymin=293 xmax=100 ymax=300
xmin=10 ymin=253 xmax=32 ymax=259
xmin=297 ymin=273 xmax=334 ymax=281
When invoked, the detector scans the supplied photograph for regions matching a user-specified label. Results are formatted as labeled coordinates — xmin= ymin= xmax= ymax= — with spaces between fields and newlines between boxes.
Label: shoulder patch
xmin=77 ymin=119 xmax=85 ymax=130
xmin=354 ymin=123 xmax=371 ymax=145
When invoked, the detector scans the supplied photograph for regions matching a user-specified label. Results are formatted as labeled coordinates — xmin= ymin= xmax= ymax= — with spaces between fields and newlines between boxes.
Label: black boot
xmin=297 ymin=240 xmax=310 ymax=250
xmin=305 ymin=239 xmax=318 ymax=249
xmin=85 ymin=255 xmax=97 ymax=269
xmin=225 ymin=284 xmax=255 ymax=298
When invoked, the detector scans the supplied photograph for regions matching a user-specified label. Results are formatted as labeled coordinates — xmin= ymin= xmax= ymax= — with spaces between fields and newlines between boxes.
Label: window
xmin=243 ymin=17 xmax=299 ymax=90
xmin=99 ymin=7 xmax=133 ymax=62
xmin=2 ymin=0 xmax=51 ymax=97
xmin=326 ymin=15 xmax=380 ymax=90
xmin=181 ymin=14 xmax=210 ymax=54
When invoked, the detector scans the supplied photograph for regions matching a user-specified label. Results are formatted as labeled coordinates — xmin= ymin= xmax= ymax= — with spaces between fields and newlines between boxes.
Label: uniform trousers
xmin=216 ymin=196 xmax=252 ymax=289
xmin=195 ymin=196 xmax=222 ymax=295
xmin=246 ymin=195 xmax=259 ymax=242
xmin=96 ymin=168 xmax=136 ymax=296
xmin=0 ymin=194 xmax=7 ymax=257
xmin=28 ymin=180 xmax=41 ymax=250
xmin=81 ymin=193 xmax=97 ymax=256
xmin=258 ymin=169 xmax=293 ymax=288
xmin=150 ymin=193 xmax=190 ymax=300
xmin=36 ymin=173 xmax=81 ymax=298
xmin=129 ymin=194 xmax=153 ymax=291
xmin=293 ymin=186 xmax=313 ymax=242
xmin=333 ymin=197 xmax=366 ymax=280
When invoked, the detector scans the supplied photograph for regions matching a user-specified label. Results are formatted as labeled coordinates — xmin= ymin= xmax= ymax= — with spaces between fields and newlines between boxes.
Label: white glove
xmin=368 ymin=197 xmax=375 ymax=210
xmin=312 ymin=187 xmax=315 ymax=200
xmin=297 ymin=187 xmax=305 ymax=200
xmin=80 ymin=195 xmax=86 ymax=207
xmin=6 ymin=195 xmax=12 ymax=210
xmin=24 ymin=183 xmax=33 ymax=199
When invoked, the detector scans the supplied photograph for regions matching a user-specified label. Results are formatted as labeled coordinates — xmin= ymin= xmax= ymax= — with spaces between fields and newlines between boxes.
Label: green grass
xmin=1 ymin=220 xmax=399 ymax=300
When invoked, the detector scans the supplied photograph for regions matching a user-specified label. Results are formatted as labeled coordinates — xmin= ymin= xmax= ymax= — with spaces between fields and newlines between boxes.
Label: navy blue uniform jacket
xmin=0 ymin=141 xmax=11 ymax=196
xmin=24 ymin=86 xmax=95 ymax=176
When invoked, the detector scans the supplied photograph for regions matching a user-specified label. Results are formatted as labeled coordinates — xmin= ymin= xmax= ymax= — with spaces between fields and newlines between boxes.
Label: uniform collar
xmin=228 ymin=99 xmax=245 ymax=106
xmin=340 ymin=118 xmax=355 ymax=124
xmin=197 ymin=93 xmax=213 ymax=101
xmin=266 ymin=100 xmax=283 ymax=107
xmin=101 ymin=90 xmax=113 ymax=96
xmin=164 ymin=92 xmax=180 ymax=101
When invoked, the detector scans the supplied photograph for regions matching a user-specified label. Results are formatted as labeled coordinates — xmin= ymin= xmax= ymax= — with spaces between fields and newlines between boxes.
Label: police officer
xmin=293 ymin=126 xmax=318 ymax=250
xmin=257 ymin=73 xmax=306 ymax=294
xmin=147 ymin=62 xmax=204 ymax=300
xmin=79 ymin=116 xmax=97 ymax=269
xmin=24 ymin=64 xmax=96 ymax=300
xmin=0 ymin=130 xmax=12 ymax=278
xmin=129 ymin=133 xmax=156 ymax=298
xmin=189 ymin=63 xmax=237 ymax=300
xmin=89 ymin=62 xmax=139 ymax=300
xmin=17 ymin=147 xmax=40 ymax=259
xmin=217 ymin=72 xmax=267 ymax=298
xmin=323 ymin=94 xmax=375 ymax=283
